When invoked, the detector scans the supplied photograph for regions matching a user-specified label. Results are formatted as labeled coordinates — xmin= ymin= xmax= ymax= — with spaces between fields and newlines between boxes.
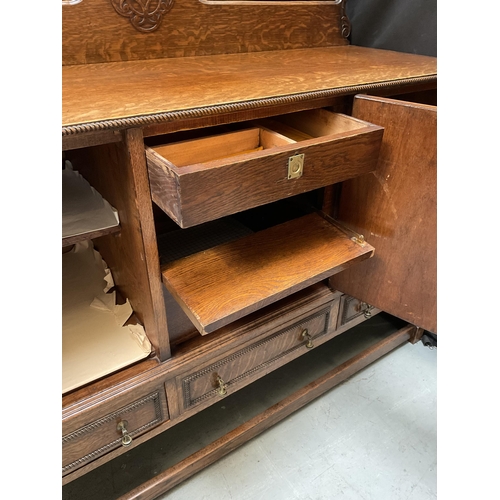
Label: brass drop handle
xmin=300 ymin=328 xmax=314 ymax=348
xmin=360 ymin=302 xmax=373 ymax=318
xmin=117 ymin=420 xmax=133 ymax=447
xmin=216 ymin=375 xmax=228 ymax=397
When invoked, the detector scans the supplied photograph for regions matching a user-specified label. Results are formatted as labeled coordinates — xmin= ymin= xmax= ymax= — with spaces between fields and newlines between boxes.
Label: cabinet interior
xmin=62 ymin=87 xmax=436 ymax=399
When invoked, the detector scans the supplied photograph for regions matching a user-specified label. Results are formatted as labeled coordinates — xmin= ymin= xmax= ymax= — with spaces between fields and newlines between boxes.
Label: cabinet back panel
xmin=62 ymin=0 xmax=346 ymax=66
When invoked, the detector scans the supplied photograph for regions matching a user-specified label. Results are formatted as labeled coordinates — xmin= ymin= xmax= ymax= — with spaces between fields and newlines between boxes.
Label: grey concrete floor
xmin=63 ymin=314 xmax=437 ymax=500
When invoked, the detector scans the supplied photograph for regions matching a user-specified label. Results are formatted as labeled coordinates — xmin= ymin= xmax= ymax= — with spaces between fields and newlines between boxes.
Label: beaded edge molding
xmin=62 ymin=76 xmax=437 ymax=137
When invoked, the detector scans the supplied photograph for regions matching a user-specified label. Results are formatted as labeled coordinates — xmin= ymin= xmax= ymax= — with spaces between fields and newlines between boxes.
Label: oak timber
xmin=63 ymin=388 xmax=168 ymax=477
xmin=330 ymin=95 xmax=437 ymax=333
xmin=62 ymin=0 xmax=346 ymax=65
xmin=147 ymin=110 xmax=383 ymax=227
xmin=161 ymin=212 xmax=374 ymax=334
xmin=61 ymin=0 xmax=437 ymax=487
xmin=175 ymin=301 xmax=339 ymax=413
xmin=62 ymin=225 xmax=120 ymax=248
xmin=62 ymin=46 xmax=437 ymax=134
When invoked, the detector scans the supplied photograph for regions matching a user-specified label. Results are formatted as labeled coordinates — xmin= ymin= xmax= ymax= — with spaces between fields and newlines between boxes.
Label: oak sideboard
xmin=62 ymin=1 xmax=437 ymax=498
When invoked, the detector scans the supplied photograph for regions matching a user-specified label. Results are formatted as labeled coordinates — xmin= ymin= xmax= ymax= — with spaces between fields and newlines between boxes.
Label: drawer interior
xmin=148 ymin=109 xmax=377 ymax=171
xmin=152 ymin=127 xmax=295 ymax=169
xmin=255 ymin=108 xmax=371 ymax=141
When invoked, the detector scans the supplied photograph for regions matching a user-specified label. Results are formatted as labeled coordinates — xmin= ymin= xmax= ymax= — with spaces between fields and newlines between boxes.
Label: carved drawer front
xmin=338 ymin=294 xmax=380 ymax=327
xmin=178 ymin=305 xmax=336 ymax=412
xmin=62 ymin=390 xmax=167 ymax=476
xmin=146 ymin=108 xmax=383 ymax=228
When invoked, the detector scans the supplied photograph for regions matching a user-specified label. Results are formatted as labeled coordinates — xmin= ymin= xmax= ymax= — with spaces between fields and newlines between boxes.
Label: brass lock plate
xmin=288 ymin=154 xmax=304 ymax=179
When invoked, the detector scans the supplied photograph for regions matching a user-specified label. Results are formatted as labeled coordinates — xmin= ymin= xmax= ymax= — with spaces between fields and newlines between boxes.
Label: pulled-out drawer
xmin=176 ymin=298 xmax=340 ymax=413
xmin=62 ymin=389 xmax=168 ymax=476
xmin=146 ymin=109 xmax=383 ymax=228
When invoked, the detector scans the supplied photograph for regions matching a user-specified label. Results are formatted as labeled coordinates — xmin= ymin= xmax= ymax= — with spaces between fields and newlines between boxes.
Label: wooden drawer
xmin=62 ymin=389 xmax=167 ymax=476
xmin=337 ymin=294 xmax=380 ymax=328
xmin=176 ymin=299 xmax=339 ymax=413
xmin=146 ymin=108 xmax=383 ymax=228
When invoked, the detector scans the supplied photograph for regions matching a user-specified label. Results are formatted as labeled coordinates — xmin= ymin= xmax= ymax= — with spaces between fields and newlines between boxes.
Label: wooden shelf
xmin=62 ymin=164 xmax=120 ymax=247
xmin=62 ymin=225 xmax=120 ymax=248
xmin=161 ymin=212 xmax=374 ymax=335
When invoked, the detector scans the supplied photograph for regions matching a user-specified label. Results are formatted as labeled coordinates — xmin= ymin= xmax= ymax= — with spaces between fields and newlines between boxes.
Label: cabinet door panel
xmin=330 ymin=95 xmax=436 ymax=333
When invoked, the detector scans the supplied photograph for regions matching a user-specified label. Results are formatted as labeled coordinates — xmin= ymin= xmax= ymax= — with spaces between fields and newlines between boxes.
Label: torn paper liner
xmin=62 ymin=240 xmax=152 ymax=394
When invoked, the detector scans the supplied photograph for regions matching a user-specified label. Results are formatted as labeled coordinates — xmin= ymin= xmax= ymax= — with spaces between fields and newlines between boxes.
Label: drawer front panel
xmin=180 ymin=307 xmax=332 ymax=411
xmin=338 ymin=294 xmax=377 ymax=327
xmin=62 ymin=390 xmax=167 ymax=475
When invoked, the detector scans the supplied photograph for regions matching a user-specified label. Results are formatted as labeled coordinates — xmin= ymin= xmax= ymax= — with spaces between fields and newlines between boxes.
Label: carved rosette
xmin=111 ymin=0 xmax=174 ymax=33
xmin=340 ymin=0 xmax=351 ymax=39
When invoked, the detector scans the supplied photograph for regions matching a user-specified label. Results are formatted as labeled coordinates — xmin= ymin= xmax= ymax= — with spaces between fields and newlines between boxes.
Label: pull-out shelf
xmin=146 ymin=109 xmax=383 ymax=228
xmin=161 ymin=212 xmax=374 ymax=335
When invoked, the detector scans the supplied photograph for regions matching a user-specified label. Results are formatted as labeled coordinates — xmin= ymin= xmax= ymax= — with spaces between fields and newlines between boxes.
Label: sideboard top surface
xmin=62 ymin=46 xmax=437 ymax=134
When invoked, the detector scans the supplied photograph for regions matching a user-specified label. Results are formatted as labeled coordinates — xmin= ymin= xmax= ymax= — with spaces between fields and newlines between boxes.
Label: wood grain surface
xmin=62 ymin=0 xmax=345 ymax=65
xmin=62 ymin=46 xmax=437 ymax=130
xmin=161 ymin=213 xmax=374 ymax=334
xmin=330 ymin=95 xmax=437 ymax=333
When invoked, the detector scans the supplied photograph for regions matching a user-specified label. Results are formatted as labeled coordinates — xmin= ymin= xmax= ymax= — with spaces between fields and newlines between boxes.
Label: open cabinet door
xmin=329 ymin=95 xmax=436 ymax=333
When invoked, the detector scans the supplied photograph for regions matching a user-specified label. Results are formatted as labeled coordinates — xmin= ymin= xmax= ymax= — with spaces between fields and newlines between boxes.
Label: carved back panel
xmin=62 ymin=0 xmax=348 ymax=65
